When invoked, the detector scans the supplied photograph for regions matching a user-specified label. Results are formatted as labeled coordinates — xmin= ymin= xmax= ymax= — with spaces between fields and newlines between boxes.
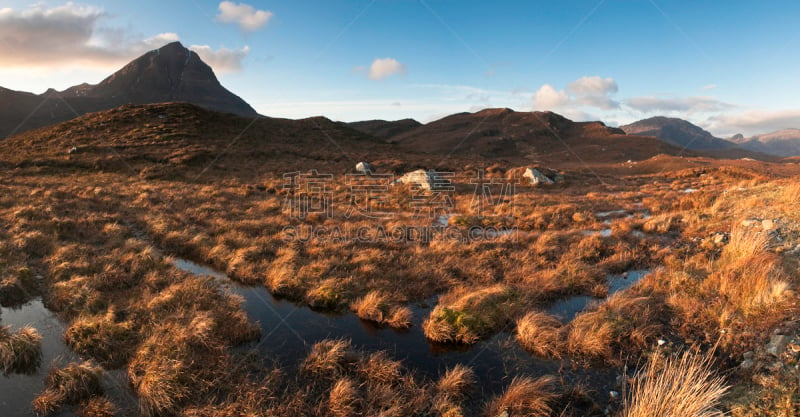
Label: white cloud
xmin=532 ymin=84 xmax=569 ymax=109
xmin=367 ymin=58 xmax=406 ymax=81
xmin=704 ymin=109 xmax=800 ymax=136
xmin=702 ymin=84 xmax=718 ymax=91
xmin=190 ymin=45 xmax=250 ymax=73
xmin=216 ymin=1 xmax=273 ymax=32
xmin=625 ymin=96 xmax=734 ymax=114
xmin=532 ymin=76 xmax=619 ymax=110
xmin=567 ymin=76 xmax=620 ymax=109
xmin=567 ymin=76 xmax=618 ymax=97
xmin=0 ymin=3 xmax=251 ymax=76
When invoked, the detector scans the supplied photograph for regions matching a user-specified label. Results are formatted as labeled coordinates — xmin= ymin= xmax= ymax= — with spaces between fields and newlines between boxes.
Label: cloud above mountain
xmin=532 ymin=76 xmax=619 ymax=110
xmin=0 ymin=2 xmax=251 ymax=75
xmin=216 ymin=1 xmax=273 ymax=32
xmin=625 ymin=96 xmax=734 ymax=114
xmin=189 ymin=45 xmax=250 ymax=73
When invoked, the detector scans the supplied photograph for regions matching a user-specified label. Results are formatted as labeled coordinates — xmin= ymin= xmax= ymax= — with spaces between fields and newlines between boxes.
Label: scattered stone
xmin=762 ymin=219 xmax=776 ymax=231
xmin=766 ymin=334 xmax=791 ymax=357
xmin=657 ymin=339 xmax=667 ymax=346
xmin=523 ymin=168 xmax=555 ymax=185
xmin=741 ymin=359 xmax=754 ymax=370
xmin=743 ymin=351 xmax=755 ymax=360
xmin=609 ymin=390 xmax=620 ymax=400
xmin=712 ymin=232 xmax=728 ymax=244
xmin=67 ymin=146 xmax=78 ymax=155
xmin=355 ymin=161 xmax=373 ymax=175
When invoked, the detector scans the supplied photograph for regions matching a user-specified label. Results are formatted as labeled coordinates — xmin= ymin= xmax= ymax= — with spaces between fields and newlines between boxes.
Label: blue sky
xmin=1 ymin=0 xmax=799 ymax=136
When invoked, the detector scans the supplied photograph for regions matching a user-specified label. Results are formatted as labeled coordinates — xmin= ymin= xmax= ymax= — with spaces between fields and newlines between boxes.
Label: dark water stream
xmin=0 ymin=299 xmax=76 ymax=416
xmin=172 ymin=259 xmax=627 ymax=398
xmin=547 ymin=270 xmax=651 ymax=322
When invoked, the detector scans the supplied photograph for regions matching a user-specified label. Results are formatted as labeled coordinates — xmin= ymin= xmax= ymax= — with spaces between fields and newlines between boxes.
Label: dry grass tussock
xmin=486 ymin=375 xmax=557 ymax=417
xmin=567 ymin=293 xmax=665 ymax=361
xmin=515 ymin=311 xmax=564 ymax=358
xmin=0 ymin=325 xmax=42 ymax=375
xmin=620 ymin=350 xmax=728 ymax=417
xmin=33 ymin=361 xmax=103 ymax=416
xmin=351 ymin=290 xmax=413 ymax=329
xmin=423 ymin=284 xmax=520 ymax=344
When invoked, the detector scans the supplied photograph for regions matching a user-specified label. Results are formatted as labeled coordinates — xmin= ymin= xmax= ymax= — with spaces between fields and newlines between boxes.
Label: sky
xmin=1 ymin=0 xmax=799 ymax=137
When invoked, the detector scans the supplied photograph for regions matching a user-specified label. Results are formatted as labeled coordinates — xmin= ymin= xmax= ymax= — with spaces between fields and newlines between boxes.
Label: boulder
xmin=399 ymin=169 xmax=435 ymax=190
xmin=523 ymin=168 xmax=555 ymax=185
xmin=766 ymin=334 xmax=791 ymax=357
xmin=355 ymin=161 xmax=373 ymax=175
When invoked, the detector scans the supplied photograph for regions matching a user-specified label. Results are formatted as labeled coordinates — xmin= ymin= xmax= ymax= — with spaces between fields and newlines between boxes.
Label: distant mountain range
xmin=0 ymin=42 xmax=256 ymax=139
xmin=728 ymin=129 xmax=800 ymax=157
xmin=619 ymin=116 xmax=737 ymax=151
xmin=0 ymin=41 xmax=796 ymax=163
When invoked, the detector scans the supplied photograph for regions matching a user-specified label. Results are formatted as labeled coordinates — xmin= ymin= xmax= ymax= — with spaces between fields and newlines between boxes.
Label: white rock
xmin=523 ymin=168 xmax=555 ymax=185
xmin=355 ymin=161 xmax=373 ymax=174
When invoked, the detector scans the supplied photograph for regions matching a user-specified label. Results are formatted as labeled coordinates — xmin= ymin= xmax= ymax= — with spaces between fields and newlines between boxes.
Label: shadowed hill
xmin=0 ymin=42 xmax=256 ymax=139
xmin=0 ymin=102 xmax=396 ymax=177
xmin=388 ymin=108 xmax=687 ymax=164
xmin=730 ymin=129 xmax=800 ymax=157
xmin=620 ymin=116 xmax=736 ymax=151
xmin=347 ymin=118 xmax=422 ymax=140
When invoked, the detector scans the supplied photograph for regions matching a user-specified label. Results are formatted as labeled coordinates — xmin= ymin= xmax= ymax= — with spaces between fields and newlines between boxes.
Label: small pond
xmin=172 ymin=258 xmax=619 ymax=398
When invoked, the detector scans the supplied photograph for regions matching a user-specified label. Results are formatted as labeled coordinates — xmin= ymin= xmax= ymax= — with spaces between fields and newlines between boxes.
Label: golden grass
xmin=328 ymin=377 xmax=362 ymax=417
xmin=358 ymin=350 xmax=403 ymax=384
xmin=567 ymin=293 xmax=664 ymax=361
xmin=351 ymin=290 xmax=414 ymax=329
xmin=436 ymin=364 xmax=476 ymax=400
xmin=620 ymin=350 xmax=728 ymax=417
xmin=64 ymin=312 xmax=138 ymax=368
xmin=0 ymin=325 xmax=42 ymax=375
xmin=77 ymin=396 xmax=117 ymax=417
xmin=302 ymin=339 xmax=358 ymax=379
xmin=423 ymin=284 xmax=519 ymax=344
xmin=486 ymin=375 xmax=556 ymax=417
xmin=33 ymin=361 xmax=103 ymax=416
xmin=515 ymin=311 xmax=564 ymax=358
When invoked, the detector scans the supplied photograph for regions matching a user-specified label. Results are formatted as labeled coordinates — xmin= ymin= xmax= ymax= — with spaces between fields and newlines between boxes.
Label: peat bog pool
xmin=173 ymin=259 xmax=651 ymax=398
xmin=0 ymin=259 xmax=652 ymax=414
xmin=0 ymin=299 xmax=76 ymax=416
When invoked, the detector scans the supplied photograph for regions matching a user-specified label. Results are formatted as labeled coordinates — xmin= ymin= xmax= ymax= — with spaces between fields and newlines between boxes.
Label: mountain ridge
xmin=0 ymin=42 xmax=256 ymax=139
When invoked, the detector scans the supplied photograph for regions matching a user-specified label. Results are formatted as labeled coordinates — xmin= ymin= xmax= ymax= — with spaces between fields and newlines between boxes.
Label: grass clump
xmin=567 ymin=293 xmax=665 ymax=361
xmin=423 ymin=284 xmax=519 ymax=344
xmin=328 ymin=377 xmax=362 ymax=417
xmin=351 ymin=290 xmax=413 ymax=329
xmin=486 ymin=375 xmax=557 ymax=417
xmin=0 ymin=325 xmax=43 ymax=375
xmin=64 ymin=312 xmax=138 ymax=368
xmin=33 ymin=361 xmax=103 ymax=416
xmin=436 ymin=364 xmax=476 ymax=401
xmin=77 ymin=396 xmax=117 ymax=417
xmin=620 ymin=350 xmax=728 ymax=417
xmin=516 ymin=311 xmax=564 ymax=358
xmin=302 ymin=339 xmax=359 ymax=379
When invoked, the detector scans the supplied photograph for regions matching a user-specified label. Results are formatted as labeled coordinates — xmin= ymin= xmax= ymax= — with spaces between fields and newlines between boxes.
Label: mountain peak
xmin=620 ymin=116 xmax=736 ymax=151
xmin=158 ymin=41 xmax=187 ymax=52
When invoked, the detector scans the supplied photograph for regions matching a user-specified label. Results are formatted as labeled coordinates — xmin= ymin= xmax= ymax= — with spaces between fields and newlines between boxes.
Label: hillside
xmin=0 ymin=42 xmax=256 ymax=139
xmin=347 ymin=118 xmax=422 ymax=140
xmin=730 ymin=129 xmax=800 ymax=157
xmin=620 ymin=116 xmax=737 ymax=151
xmin=0 ymin=102 xmax=394 ymax=177
xmin=389 ymin=108 xmax=687 ymax=163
